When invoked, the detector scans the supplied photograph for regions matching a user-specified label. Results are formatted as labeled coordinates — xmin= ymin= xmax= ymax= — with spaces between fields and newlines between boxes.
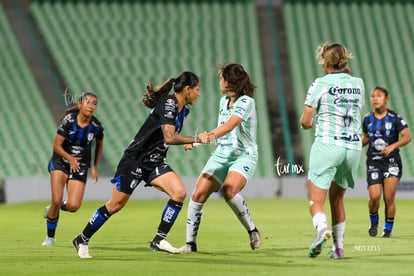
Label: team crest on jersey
xmin=130 ymin=179 xmax=139 ymax=189
xmin=385 ymin=122 xmax=392 ymax=136
xmin=88 ymin=133 xmax=94 ymax=141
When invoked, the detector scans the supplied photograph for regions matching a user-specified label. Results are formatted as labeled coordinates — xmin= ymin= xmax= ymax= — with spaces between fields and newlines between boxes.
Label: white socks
xmin=332 ymin=221 xmax=346 ymax=250
xmin=226 ymin=193 xmax=255 ymax=231
xmin=312 ymin=212 xmax=328 ymax=232
xmin=186 ymin=199 xmax=204 ymax=243
xmin=186 ymin=194 xmax=256 ymax=243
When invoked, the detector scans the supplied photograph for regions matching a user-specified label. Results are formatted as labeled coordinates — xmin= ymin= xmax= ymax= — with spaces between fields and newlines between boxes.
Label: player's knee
xmin=65 ymin=202 xmax=81 ymax=212
xmin=369 ymin=193 xmax=381 ymax=202
xmin=50 ymin=199 xmax=62 ymax=208
xmin=221 ymin=186 xmax=237 ymax=201
xmin=191 ymin=190 xmax=207 ymax=203
xmin=372 ymin=196 xmax=381 ymax=202
xmin=383 ymin=197 xmax=394 ymax=207
xmin=172 ymin=189 xmax=186 ymax=202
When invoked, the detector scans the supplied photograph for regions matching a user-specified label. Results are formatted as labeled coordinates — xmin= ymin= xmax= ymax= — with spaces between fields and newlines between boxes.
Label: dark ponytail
xmin=142 ymin=71 xmax=199 ymax=108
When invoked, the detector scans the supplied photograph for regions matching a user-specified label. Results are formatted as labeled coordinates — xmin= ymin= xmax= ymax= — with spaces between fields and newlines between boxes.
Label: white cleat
xmin=176 ymin=242 xmax=197 ymax=253
xmin=150 ymin=239 xmax=179 ymax=254
xmin=77 ymin=243 xmax=92 ymax=259
xmin=73 ymin=237 xmax=92 ymax=259
xmin=249 ymin=229 xmax=262 ymax=250
xmin=42 ymin=236 xmax=56 ymax=246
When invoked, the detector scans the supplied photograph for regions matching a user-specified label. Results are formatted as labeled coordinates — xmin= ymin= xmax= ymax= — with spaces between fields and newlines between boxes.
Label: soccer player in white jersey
xmin=301 ymin=43 xmax=365 ymax=259
xmin=177 ymin=63 xmax=262 ymax=253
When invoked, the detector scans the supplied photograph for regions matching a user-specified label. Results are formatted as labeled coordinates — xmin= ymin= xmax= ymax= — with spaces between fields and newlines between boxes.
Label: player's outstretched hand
xmin=197 ymin=132 xmax=211 ymax=144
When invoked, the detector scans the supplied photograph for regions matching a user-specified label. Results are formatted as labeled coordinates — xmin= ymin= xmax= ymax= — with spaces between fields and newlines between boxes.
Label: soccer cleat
xmin=177 ymin=242 xmax=197 ymax=253
xmin=150 ymin=239 xmax=179 ymax=254
xmin=43 ymin=205 xmax=50 ymax=219
xmin=368 ymin=222 xmax=378 ymax=237
xmin=41 ymin=236 xmax=56 ymax=246
xmin=72 ymin=237 xmax=92 ymax=258
xmin=249 ymin=228 xmax=262 ymax=250
xmin=330 ymin=248 xmax=344 ymax=259
xmin=308 ymin=227 xmax=332 ymax=258
xmin=381 ymin=229 xmax=392 ymax=238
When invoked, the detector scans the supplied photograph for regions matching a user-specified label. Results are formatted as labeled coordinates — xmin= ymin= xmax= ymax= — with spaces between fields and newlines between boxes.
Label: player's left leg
xmin=329 ymin=181 xmax=346 ymax=259
xmin=150 ymin=171 xmax=186 ymax=253
xmin=42 ymin=170 xmax=68 ymax=246
xmin=382 ymin=177 xmax=399 ymax=237
xmin=64 ymin=179 xmax=86 ymax=212
xmin=222 ymin=170 xmax=262 ymax=250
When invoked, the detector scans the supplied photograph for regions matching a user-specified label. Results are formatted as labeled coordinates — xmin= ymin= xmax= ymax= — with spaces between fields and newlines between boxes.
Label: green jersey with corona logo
xmin=304 ymin=71 xmax=365 ymax=150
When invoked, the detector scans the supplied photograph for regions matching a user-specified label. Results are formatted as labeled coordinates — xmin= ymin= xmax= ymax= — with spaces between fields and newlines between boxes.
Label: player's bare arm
xmin=161 ymin=124 xmax=209 ymax=145
xmin=300 ymin=105 xmax=315 ymax=129
xmin=209 ymin=115 xmax=242 ymax=139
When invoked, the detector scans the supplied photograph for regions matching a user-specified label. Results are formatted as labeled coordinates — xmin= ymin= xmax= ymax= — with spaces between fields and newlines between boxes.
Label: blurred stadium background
xmin=1 ymin=0 xmax=413 ymax=202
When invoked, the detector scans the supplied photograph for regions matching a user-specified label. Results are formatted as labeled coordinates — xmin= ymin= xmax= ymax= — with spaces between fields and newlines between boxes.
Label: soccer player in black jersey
xmin=362 ymin=87 xmax=411 ymax=238
xmin=42 ymin=92 xmax=104 ymax=246
xmin=72 ymin=72 xmax=209 ymax=258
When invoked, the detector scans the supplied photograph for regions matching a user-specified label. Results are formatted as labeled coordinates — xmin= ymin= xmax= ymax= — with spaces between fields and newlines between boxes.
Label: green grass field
xmin=0 ymin=198 xmax=413 ymax=275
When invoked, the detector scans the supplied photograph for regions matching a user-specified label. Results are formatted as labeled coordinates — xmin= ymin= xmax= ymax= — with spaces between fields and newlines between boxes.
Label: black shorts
xmin=110 ymin=157 xmax=173 ymax=195
xmin=366 ymin=155 xmax=402 ymax=186
xmin=48 ymin=158 xmax=89 ymax=183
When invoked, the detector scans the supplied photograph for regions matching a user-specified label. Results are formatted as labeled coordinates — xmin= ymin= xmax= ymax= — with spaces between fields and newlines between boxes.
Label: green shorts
xmin=308 ymin=141 xmax=361 ymax=190
xmin=202 ymin=152 xmax=258 ymax=185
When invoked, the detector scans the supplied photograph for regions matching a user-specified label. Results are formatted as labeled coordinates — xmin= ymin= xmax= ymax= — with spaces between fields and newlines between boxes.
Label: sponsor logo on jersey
xmin=328 ymin=86 xmax=361 ymax=96
xmin=71 ymin=146 xmax=83 ymax=156
xmin=131 ymin=168 xmax=142 ymax=178
xmin=164 ymin=99 xmax=176 ymax=112
xmin=387 ymin=166 xmax=399 ymax=177
xmin=374 ymin=138 xmax=387 ymax=151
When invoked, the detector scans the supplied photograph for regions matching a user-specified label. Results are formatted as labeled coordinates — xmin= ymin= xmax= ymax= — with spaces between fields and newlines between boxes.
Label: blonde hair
xmin=316 ymin=43 xmax=353 ymax=69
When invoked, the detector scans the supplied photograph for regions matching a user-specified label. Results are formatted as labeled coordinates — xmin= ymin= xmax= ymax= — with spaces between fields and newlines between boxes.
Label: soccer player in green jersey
xmin=177 ymin=63 xmax=262 ymax=253
xmin=301 ymin=43 xmax=365 ymax=259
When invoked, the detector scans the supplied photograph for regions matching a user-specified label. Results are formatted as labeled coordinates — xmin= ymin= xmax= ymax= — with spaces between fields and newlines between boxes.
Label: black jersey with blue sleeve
xmin=52 ymin=112 xmax=104 ymax=167
xmin=362 ymin=109 xmax=408 ymax=161
xmin=123 ymin=94 xmax=189 ymax=168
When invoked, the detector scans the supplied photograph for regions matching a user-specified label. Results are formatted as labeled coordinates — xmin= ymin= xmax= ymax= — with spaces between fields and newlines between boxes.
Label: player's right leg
xmin=177 ymin=173 xmax=218 ymax=253
xmin=42 ymin=168 xmax=67 ymax=246
xmin=72 ymin=182 xmax=130 ymax=258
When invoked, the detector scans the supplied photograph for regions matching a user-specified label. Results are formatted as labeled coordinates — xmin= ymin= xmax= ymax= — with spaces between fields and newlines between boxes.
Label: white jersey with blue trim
xmin=304 ymin=72 xmax=365 ymax=150
xmin=214 ymin=95 xmax=258 ymax=157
